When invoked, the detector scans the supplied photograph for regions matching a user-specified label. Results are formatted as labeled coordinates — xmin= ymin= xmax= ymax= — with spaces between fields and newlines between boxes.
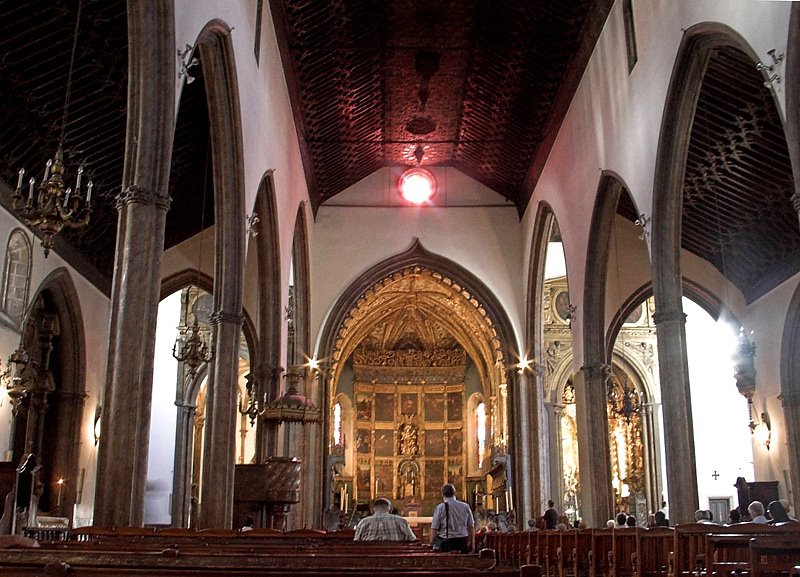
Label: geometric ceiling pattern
xmin=270 ymin=0 xmax=615 ymax=215
xmin=682 ymin=46 xmax=800 ymax=303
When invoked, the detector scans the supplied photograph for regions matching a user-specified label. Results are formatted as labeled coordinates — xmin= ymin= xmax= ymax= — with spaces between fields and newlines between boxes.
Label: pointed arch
xmin=193 ymin=19 xmax=247 ymax=529
xmin=1 ymin=228 xmax=32 ymax=327
xmin=23 ymin=267 xmax=86 ymax=519
xmin=318 ymin=239 xmax=518 ymax=514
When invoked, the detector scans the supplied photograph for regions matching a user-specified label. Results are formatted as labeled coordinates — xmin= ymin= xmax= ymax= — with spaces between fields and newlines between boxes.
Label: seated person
xmin=748 ymin=500 xmax=768 ymax=524
xmin=354 ymin=497 xmax=417 ymax=542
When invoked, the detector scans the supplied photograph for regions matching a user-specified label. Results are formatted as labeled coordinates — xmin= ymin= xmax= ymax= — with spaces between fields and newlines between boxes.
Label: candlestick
xmin=43 ymin=159 xmax=52 ymax=182
xmin=508 ymin=485 xmax=514 ymax=512
xmin=340 ymin=486 xmax=345 ymax=512
xmin=28 ymin=178 xmax=35 ymax=201
xmin=76 ymin=165 xmax=84 ymax=192
xmin=16 ymin=168 xmax=24 ymax=191
xmin=63 ymin=188 xmax=72 ymax=208
xmin=86 ymin=180 xmax=93 ymax=203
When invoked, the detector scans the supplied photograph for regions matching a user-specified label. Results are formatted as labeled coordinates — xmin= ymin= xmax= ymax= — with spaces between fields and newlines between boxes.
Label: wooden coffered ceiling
xmin=0 ymin=1 xmax=797 ymax=306
xmin=270 ymin=0 xmax=616 ymax=215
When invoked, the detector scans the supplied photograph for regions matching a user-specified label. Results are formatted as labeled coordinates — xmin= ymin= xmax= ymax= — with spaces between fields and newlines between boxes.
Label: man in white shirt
xmin=430 ymin=483 xmax=474 ymax=553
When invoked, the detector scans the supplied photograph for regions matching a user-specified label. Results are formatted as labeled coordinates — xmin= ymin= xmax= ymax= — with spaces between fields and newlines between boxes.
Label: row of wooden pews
xmin=484 ymin=523 xmax=800 ymax=577
xmin=0 ymin=526 xmax=541 ymax=577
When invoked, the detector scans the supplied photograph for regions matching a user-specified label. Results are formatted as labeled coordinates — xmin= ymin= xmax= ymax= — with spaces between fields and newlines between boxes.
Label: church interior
xmin=0 ymin=0 xmax=800 ymax=542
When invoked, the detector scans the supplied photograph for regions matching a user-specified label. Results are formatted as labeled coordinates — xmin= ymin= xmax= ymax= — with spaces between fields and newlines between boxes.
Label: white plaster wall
xmin=311 ymin=167 xmax=525 ymax=356
xmin=744 ymin=272 xmax=800 ymax=501
xmin=521 ymin=0 xmax=791 ymax=364
xmin=0 ymin=205 xmax=110 ymax=527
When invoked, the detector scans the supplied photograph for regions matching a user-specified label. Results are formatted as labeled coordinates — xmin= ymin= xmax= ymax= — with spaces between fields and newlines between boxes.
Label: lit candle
xmin=16 ymin=168 xmax=24 ymax=191
xmin=56 ymin=478 xmax=64 ymax=508
xmin=43 ymin=159 xmax=52 ymax=182
xmin=76 ymin=165 xmax=84 ymax=193
xmin=340 ymin=486 xmax=345 ymax=511
xmin=86 ymin=181 xmax=93 ymax=204
xmin=28 ymin=178 xmax=35 ymax=201
xmin=508 ymin=486 xmax=514 ymax=512
xmin=63 ymin=187 xmax=72 ymax=208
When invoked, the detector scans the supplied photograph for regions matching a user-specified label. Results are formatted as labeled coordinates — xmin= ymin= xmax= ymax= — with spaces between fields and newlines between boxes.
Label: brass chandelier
xmin=12 ymin=0 xmax=92 ymax=258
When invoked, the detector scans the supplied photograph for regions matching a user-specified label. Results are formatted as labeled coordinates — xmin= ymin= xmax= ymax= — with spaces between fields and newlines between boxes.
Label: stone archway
xmin=14 ymin=268 xmax=86 ymax=520
xmin=193 ymin=20 xmax=247 ymax=529
xmin=318 ymin=240 xmax=517 ymax=519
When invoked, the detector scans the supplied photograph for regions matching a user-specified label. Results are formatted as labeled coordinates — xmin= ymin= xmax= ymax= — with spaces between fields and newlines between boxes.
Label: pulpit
xmin=234 ymin=457 xmax=301 ymax=531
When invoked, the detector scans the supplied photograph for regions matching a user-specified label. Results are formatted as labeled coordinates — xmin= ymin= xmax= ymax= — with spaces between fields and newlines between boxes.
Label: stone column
xmin=198 ymin=311 xmax=243 ymax=528
xmin=653 ymin=308 xmax=698 ymax=524
xmin=512 ymin=370 xmax=533 ymax=524
xmin=93 ymin=0 xmax=174 ymax=527
xmin=575 ymin=363 xmax=613 ymax=527
xmin=171 ymin=402 xmax=196 ymax=527
xmin=779 ymin=390 xmax=800 ymax=514
xmin=546 ymin=403 xmax=564 ymax=514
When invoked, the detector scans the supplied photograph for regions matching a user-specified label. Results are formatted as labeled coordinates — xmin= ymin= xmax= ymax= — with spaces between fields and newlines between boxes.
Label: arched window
xmin=476 ymin=401 xmax=486 ymax=468
xmin=1 ymin=230 xmax=32 ymax=325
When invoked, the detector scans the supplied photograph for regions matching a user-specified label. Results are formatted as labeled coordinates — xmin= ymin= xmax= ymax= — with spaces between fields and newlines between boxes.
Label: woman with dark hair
xmin=768 ymin=500 xmax=792 ymax=523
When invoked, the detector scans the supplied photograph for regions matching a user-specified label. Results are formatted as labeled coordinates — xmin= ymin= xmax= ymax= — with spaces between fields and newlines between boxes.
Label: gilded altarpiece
xmin=352 ymin=346 xmax=467 ymax=513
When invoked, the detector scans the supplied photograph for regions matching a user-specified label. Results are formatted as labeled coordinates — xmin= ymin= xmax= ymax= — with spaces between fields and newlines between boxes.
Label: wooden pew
xmin=749 ymin=534 xmax=800 ymax=577
xmin=0 ymin=545 xmax=543 ymax=577
xmin=590 ymin=528 xmax=615 ymax=577
xmin=636 ymin=527 xmax=673 ymax=577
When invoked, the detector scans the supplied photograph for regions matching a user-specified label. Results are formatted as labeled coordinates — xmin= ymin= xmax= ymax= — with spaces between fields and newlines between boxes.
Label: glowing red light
xmin=399 ymin=168 xmax=436 ymax=204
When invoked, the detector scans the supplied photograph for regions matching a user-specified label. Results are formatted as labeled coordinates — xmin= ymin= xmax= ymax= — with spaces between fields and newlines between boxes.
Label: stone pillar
xmin=93 ymin=0 xmax=174 ymax=527
xmin=653 ymin=308 xmax=698 ymax=524
xmin=575 ymin=363 xmax=613 ymax=527
xmin=512 ymin=370 xmax=533 ymax=524
xmin=171 ymin=402 xmax=196 ymax=527
xmin=198 ymin=311 xmax=243 ymax=528
xmin=779 ymin=390 xmax=800 ymax=514
xmin=546 ymin=403 xmax=564 ymax=514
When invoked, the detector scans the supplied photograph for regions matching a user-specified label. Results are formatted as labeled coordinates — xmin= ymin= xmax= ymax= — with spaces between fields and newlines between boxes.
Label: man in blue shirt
xmin=430 ymin=483 xmax=474 ymax=553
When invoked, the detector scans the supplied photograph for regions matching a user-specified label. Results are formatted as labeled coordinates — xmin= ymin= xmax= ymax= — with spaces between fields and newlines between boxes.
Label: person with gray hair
xmin=354 ymin=497 xmax=417 ymax=541
xmin=431 ymin=483 xmax=475 ymax=553
xmin=748 ymin=500 xmax=768 ymax=524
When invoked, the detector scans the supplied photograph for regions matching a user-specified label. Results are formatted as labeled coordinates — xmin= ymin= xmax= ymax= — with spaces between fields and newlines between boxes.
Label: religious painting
xmin=375 ymin=462 xmax=394 ymax=496
xmin=446 ymin=392 xmax=462 ymax=421
xmin=399 ymin=460 xmax=420 ymax=499
xmin=554 ymin=290 xmax=572 ymax=321
xmin=425 ymin=394 xmax=444 ymax=421
xmin=357 ymin=465 xmax=371 ymax=496
xmin=448 ymin=463 xmax=463 ymax=491
xmin=424 ymin=429 xmax=444 ymax=456
xmin=425 ymin=460 xmax=444 ymax=495
xmin=356 ymin=392 xmax=372 ymax=421
xmin=375 ymin=393 xmax=394 ymax=422
xmin=625 ymin=304 xmax=643 ymax=324
xmin=401 ymin=393 xmax=417 ymax=416
xmin=356 ymin=429 xmax=371 ymax=454
xmin=448 ymin=429 xmax=463 ymax=455
xmin=375 ymin=430 xmax=393 ymax=457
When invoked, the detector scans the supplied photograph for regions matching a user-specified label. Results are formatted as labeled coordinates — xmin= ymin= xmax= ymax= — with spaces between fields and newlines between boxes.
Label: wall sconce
xmin=752 ymin=411 xmax=771 ymax=450
xmin=93 ymin=404 xmax=102 ymax=445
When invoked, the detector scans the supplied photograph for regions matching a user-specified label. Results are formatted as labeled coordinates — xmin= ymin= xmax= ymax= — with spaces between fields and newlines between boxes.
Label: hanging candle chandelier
xmin=11 ymin=0 xmax=92 ymax=258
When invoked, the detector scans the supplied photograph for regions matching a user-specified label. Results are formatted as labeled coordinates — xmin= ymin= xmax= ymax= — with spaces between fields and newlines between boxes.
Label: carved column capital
xmin=652 ymin=309 xmax=687 ymax=325
xmin=115 ymin=185 xmax=172 ymax=211
xmin=210 ymin=310 xmax=245 ymax=326
xmin=779 ymin=390 xmax=800 ymax=407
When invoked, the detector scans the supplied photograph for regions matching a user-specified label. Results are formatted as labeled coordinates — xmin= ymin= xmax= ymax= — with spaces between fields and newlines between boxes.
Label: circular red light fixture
xmin=399 ymin=168 xmax=436 ymax=204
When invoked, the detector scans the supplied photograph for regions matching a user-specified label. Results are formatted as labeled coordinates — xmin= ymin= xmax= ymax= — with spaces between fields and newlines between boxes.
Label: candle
xmin=76 ymin=165 xmax=84 ymax=192
xmin=63 ymin=188 xmax=72 ymax=208
xmin=16 ymin=168 xmax=24 ymax=191
xmin=508 ymin=486 xmax=514 ymax=512
xmin=28 ymin=178 xmax=35 ymax=201
xmin=43 ymin=159 xmax=52 ymax=182
xmin=86 ymin=181 xmax=93 ymax=204
xmin=56 ymin=478 xmax=64 ymax=508
xmin=340 ymin=486 xmax=345 ymax=511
